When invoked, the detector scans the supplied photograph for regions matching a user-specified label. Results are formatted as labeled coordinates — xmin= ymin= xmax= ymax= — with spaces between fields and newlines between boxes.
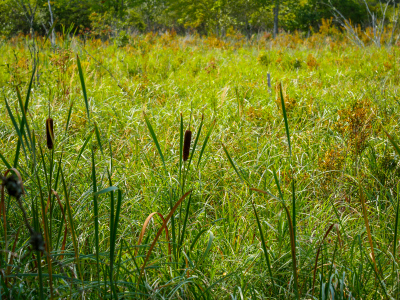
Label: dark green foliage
xmin=0 ymin=0 xmax=387 ymax=37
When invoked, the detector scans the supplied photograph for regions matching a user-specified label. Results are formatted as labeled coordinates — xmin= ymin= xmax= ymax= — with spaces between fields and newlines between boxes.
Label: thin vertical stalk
xmin=91 ymin=145 xmax=100 ymax=287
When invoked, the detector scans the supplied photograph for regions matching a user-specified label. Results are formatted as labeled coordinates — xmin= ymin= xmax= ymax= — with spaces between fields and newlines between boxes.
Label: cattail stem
xmin=46 ymin=118 xmax=54 ymax=150
xmin=183 ymin=130 xmax=192 ymax=162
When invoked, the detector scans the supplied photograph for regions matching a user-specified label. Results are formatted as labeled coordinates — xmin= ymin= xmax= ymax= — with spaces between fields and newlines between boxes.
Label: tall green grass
xmin=1 ymin=33 xmax=400 ymax=299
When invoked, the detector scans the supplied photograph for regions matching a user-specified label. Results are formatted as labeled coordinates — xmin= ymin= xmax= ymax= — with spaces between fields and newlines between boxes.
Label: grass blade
xmin=76 ymin=55 xmax=90 ymax=123
xmin=311 ymin=223 xmax=338 ymax=298
xmin=76 ymin=130 xmax=94 ymax=165
xmin=138 ymin=190 xmax=192 ymax=283
xmin=60 ymin=168 xmax=82 ymax=281
xmin=65 ymin=102 xmax=74 ymax=133
xmin=136 ymin=212 xmax=171 ymax=259
xmin=279 ymin=83 xmax=291 ymax=156
xmin=197 ymin=119 xmax=214 ymax=169
xmin=91 ymin=144 xmax=100 ymax=285
xmin=222 ymin=143 xmax=247 ymax=184
xmin=94 ymin=186 xmax=118 ymax=196
xmin=143 ymin=112 xmax=166 ymax=173
xmin=359 ymin=183 xmax=378 ymax=275
xmin=179 ymin=114 xmax=183 ymax=182
xmin=4 ymin=97 xmax=28 ymax=166
xmin=251 ymin=187 xmax=299 ymax=299
xmin=250 ymin=199 xmax=275 ymax=292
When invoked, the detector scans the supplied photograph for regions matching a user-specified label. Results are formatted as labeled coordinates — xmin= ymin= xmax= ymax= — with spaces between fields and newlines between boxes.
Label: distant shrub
xmin=306 ymin=53 xmax=319 ymax=69
xmin=335 ymin=99 xmax=376 ymax=155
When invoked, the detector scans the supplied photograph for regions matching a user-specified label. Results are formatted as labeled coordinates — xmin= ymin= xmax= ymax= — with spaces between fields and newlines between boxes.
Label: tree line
xmin=0 ymin=0 xmax=398 ymax=38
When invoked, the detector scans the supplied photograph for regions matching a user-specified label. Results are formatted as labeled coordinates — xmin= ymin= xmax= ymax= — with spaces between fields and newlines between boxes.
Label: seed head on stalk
xmin=1 ymin=174 xmax=23 ymax=199
xmin=1 ymin=173 xmax=44 ymax=251
xmin=46 ymin=118 xmax=54 ymax=150
xmin=183 ymin=130 xmax=192 ymax=162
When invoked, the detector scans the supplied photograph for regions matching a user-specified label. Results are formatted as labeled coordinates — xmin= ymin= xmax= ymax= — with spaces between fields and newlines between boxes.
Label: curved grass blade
xmin=136 ymin=212 xmax=171 ymax=259
xmin=138 ymin=190 xmax=192 ymax=283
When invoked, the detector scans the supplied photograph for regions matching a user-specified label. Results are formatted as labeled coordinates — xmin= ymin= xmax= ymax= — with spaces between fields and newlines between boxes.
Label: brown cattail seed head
xmin=183 ymin=130 xmax=192 ymax=162
xmin=1 ymin=174 xmax=23 ymax=199
xmin=46 ymin=118 xmax=54 ymax=150
xmin=30 ymin=231 xmax=45 ymax=252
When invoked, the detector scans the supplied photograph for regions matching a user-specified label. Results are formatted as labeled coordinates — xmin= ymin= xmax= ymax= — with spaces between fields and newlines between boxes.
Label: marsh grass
xmin=0 ymin=31 xmax=400 ymax=299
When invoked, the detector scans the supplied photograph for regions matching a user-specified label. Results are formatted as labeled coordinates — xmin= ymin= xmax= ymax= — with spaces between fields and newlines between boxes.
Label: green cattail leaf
xmin=279 ymin=83 xmax=291 ymax=156
xmin=251 ymin=199 xmax=276 ymax=292
xmin=91 ymin=144 xmax=100 ymax=283
xmin=94 ymin=122 xmax=104 ymax=157
xmin=179 ymin=114 xmax=183 ymax=181
xmin=187 ymin=116 xmax=203 ymax=168
xmin=65 ymin=102 xmax=74 ymax=133
xmin=394 ymin=184 xmax=400 ymax=261
xmin=179 ymin=194 xmax=192 ymax=249
xmin=222 ymin=143 xmax=248 ymax=184
xmin=93 ymin=186 xmax=118 ymax=196
xmin=385 ymin=130 xmax=400 ymax=157
xmin=25 ymin=64 xmax=35 ymax=110
xmin=16 ymin=87 xmax=32 ymax=152
xmin=76 ymin=130 xmax=94 ymax=165
xmin=60 ymin=168 xmax=83 ymax=280
xmin=197 ymin=119 xmax=214 ymax=168
xmin=271 ymin=168 xmax=284 ymax=200
xmin=252 ymin=187 xmax=299 ymax=299
xmin=143 ymin=113 xmax=166 ymax=173
xmin=13 ymin=65 xmax=35 ymax=167
xmin=76 ymin=55 xmax=90 ymax=123
xmin=4 ymin=97 xmax=28 ymax=166
xmin=0 ymin=152 xmax=11 ymax=169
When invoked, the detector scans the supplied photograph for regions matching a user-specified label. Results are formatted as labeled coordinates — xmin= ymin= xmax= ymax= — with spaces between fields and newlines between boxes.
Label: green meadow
xmin=1 ymin=32 xmax=400 ymax=298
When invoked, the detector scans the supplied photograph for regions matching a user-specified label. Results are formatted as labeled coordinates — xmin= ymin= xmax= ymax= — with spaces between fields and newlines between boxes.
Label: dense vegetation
xmin=2 ymin=8 xmax=400 ymax=300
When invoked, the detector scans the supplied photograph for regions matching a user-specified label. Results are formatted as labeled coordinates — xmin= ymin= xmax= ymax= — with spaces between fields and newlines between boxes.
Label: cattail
xmin=1 ymin=174 xmax=23 ymax=199
xmin=183 ymin=130 xmax=192 ymax=162
xmin=46 ymin=118 xmax=54 ymax=150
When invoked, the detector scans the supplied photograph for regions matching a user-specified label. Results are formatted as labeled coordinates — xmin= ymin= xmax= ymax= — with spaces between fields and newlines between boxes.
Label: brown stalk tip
xmin=183 ymin=130 xmax=192 ymax=162
xmin=46 ymin=118 xmax=54 ymax=150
